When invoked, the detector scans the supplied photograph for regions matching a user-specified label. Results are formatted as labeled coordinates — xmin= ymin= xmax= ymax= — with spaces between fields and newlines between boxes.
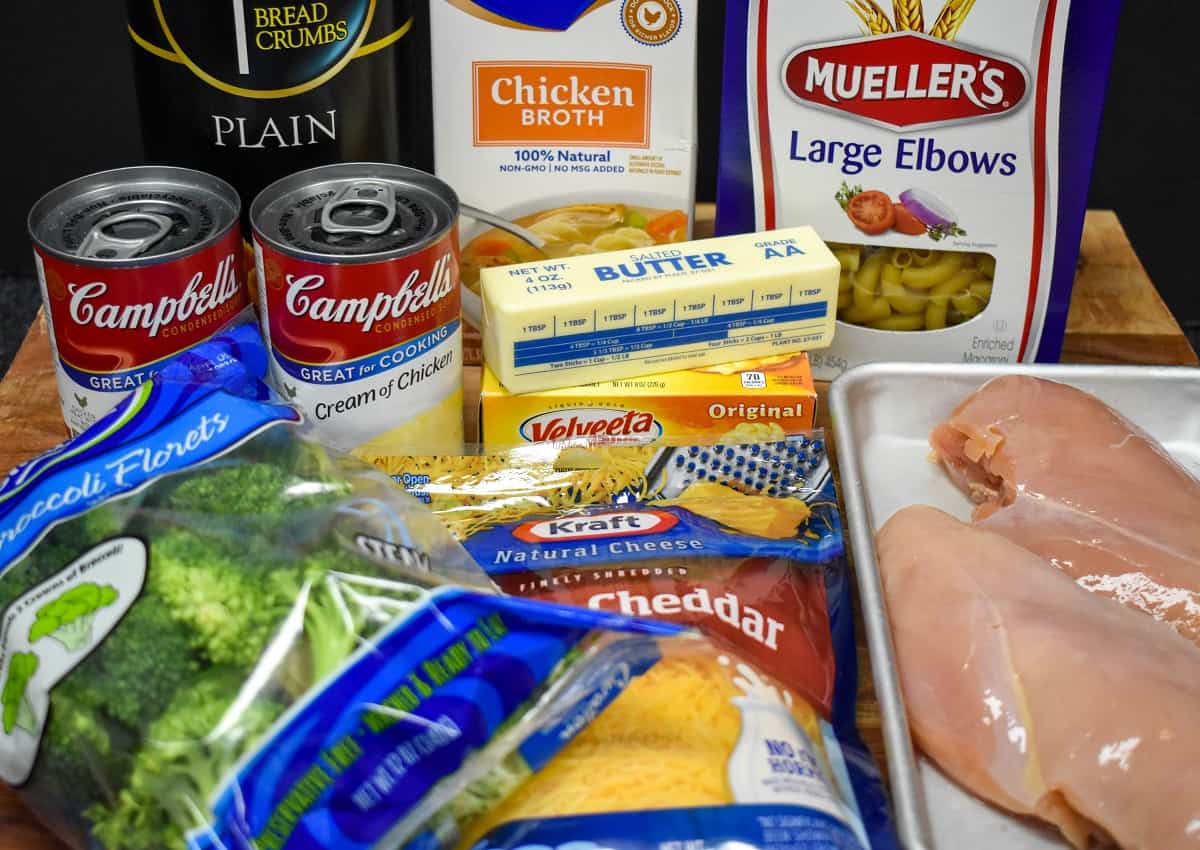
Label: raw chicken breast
xmin=878 ymin=506 xmax=1200 ymax=849
xmin=930 ymin=375 xmax=1200 ymax=644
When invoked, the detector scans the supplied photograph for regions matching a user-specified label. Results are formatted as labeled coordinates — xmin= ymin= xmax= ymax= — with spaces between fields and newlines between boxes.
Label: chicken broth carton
xmin=431 ymin=0 xmax=700 ymax=364
xmin=716 ymin=0 xmax=1120 ymax=379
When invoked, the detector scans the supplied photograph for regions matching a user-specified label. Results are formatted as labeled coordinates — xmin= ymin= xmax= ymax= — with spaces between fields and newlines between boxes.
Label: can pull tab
xmin=320 ymin=181 xmax=398 ymax=236
xmin=77 ymin=212 xmax=174 ymax=260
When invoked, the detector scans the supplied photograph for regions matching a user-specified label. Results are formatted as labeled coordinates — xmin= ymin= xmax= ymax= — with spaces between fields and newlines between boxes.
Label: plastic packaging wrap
xmin=381 ymin=437 xmax=897 ymax=849
xmin=0 ymin=328 xmax=895 ymax=850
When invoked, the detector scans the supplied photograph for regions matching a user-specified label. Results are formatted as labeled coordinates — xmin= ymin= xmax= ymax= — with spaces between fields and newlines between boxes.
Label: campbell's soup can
xmin=251 ymin=163 xmax=463 ymax=461
xmin=28 ymin=166 xmax=248 ymax=434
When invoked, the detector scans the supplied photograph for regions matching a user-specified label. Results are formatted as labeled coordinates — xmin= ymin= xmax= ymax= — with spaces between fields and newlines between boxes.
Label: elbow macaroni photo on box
xmin=717 ymin=0 xmax=1120 ymax=378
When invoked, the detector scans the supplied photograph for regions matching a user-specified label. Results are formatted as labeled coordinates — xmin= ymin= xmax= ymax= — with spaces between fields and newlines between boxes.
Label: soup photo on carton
xmin=716 ymin=0 xmax=1120 ymax=379
xmin=430 ymin=0 xmax=700 ymax=364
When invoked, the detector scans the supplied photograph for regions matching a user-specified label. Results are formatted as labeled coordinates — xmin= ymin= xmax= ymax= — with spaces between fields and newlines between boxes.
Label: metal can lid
xmin=28 ymin=166 xmax=241 ymax=266
xmin=250 ymin=163 xmax=459 ymax=263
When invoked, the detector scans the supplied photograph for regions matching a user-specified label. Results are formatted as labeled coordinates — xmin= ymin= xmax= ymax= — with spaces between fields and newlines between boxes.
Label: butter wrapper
xmin=481 ymin=227 xmax=839 ymax=393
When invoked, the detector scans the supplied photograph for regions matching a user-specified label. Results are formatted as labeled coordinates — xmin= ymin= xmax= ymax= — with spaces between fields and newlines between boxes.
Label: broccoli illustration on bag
xmin=28 ymin=584 xmax=119 ymax=653
xmin=2 ymin=653 xmax=38 ymax=736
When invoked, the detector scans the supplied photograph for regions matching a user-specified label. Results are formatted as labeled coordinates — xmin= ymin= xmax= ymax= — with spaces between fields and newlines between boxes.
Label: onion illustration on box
xmin=717 ymin=0 xmax=1120 ymax=376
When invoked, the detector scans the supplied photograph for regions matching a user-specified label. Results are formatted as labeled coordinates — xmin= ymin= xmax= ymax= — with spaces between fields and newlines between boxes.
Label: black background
xmin=1 ymin=1 xmax=1197 ymax=374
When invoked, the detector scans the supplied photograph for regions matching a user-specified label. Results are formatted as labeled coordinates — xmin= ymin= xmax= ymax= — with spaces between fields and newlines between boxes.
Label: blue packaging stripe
xmin=466 ymin=0 xmax=599 ymax=30
xmin=0 ymin=368 xmax=297 ymax=574
xmin=512 ymin=303 xmax=829 ymax=367
xmin=468 ymin=500 xmax=843 ymax=576
xmin=0 ymin=322 xmax=271 ymax=514
xmin=155 ymin=321 xmax=270 ymax=391
xmin=715 ymin=0 xmax=756 ymax=237
xmin=517 ymin=636 xmax=662 ymax=771
xmin=199 ymin=591 xmax=685 ymax=850
xmin=1035 ymin=0 xmax=1122 ymax=362
xmin=55 ymin=321 xmax=268 ymax=396
xmin=475 ymin=804 xmax=867 ymax=850
xmin=271 ymin=320 xmax=460 ymax=385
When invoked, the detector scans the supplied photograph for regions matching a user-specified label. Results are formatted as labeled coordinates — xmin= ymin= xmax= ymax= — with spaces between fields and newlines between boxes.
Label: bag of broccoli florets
xmin=0 ymin=326 xmax=704 ymax=850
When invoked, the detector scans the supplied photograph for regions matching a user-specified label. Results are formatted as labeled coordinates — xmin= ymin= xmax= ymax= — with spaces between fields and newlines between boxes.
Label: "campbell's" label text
xmin=68 ymin=253 xmax=241 ymax=338
xmin=284 ymin=253 xmax=456 ymax=333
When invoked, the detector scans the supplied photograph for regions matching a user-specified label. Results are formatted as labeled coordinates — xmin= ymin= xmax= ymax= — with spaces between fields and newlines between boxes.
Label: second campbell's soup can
xmin=251 ymin=163 xmax=464 ymax=459
xmin=28 ymin=166 xmax=248 ymax=434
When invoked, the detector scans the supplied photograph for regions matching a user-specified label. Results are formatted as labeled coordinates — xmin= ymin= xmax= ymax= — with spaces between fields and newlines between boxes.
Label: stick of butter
xmin=481 ymin=226 xmax=839 ymax=393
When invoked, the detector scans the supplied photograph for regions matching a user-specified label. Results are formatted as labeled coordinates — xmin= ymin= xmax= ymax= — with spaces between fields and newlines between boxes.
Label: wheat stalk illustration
xmin=847 ymin=0 xmax=895 ymax=34
xmin=928 ymin=0 xmax=976 ymax=40
xmin=846 ymin=0 xmax=976 ymax=40
xmin=892 ymin=0 xmax=925 ymax=31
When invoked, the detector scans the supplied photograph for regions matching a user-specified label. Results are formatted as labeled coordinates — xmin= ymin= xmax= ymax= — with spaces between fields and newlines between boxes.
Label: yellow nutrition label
xmin=480 ymin=226 xmax=840 ymax=393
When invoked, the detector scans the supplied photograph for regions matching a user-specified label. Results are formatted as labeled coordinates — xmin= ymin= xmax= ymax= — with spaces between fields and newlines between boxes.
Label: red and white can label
xmin=254 ymin=229 xmax=463 ymax=454
xmin=35 ymin=229 xmax=248 ymax=434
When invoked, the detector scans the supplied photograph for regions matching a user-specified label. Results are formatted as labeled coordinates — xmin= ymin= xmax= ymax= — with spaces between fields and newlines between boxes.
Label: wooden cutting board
xmin=0 ymin=209 xmax=1194 ymax=850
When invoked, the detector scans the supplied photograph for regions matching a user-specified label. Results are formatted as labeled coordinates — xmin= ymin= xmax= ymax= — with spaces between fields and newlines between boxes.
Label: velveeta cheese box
xmin=430 ymin=0 xmax=700 ymax=365
xmin=479 ymin=354 xmax=817 ymax=451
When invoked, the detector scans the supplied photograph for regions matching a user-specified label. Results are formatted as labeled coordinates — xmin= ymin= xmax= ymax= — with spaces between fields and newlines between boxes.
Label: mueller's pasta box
xmin=716 ymin=0 xmax=1120 ymax=378
xmin=431 ymin=0 xmax=700 ymax=364
xmin=479 ymin=354 xmax=818 ymax=450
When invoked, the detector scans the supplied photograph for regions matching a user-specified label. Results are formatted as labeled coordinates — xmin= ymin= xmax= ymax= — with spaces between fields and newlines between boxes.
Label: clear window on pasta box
xmin=829 ymin=243 xmax=995 ymax=332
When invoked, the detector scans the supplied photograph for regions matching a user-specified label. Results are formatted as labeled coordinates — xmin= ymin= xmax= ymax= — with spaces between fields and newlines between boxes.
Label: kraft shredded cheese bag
xmin=0 ymin=328 xmax=892 ymax=850
xmin=385 ymin=437 xmax=898 ymax=849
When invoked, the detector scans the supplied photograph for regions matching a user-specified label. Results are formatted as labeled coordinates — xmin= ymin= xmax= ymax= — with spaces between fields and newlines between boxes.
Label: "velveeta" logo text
xmin=518 ymin=408 xmax=662 ymax=443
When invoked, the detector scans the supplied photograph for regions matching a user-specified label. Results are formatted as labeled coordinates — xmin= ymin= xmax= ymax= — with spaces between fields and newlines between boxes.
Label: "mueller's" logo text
xmin=782 ymin=32 xmax=1029 ymax=130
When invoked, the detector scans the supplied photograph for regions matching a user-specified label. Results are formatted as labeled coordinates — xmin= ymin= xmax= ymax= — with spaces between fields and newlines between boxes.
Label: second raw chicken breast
xmin=878 ymin=505 xmax=1200 ymax=850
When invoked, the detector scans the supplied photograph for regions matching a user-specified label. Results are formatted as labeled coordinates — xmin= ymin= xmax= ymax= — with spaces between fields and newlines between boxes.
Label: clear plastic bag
xmin=365 ymin=436 xmax=898 ymax=850
xmin=0 ymin=328 xmax=895 ymax=850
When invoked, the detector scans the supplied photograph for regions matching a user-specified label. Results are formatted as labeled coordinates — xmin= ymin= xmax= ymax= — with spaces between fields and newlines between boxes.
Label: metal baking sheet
xmin=827 ymin=362 xmax=1200 ymax=850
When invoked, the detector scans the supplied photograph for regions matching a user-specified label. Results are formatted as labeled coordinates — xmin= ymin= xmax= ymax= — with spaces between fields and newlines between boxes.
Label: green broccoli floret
xmin=445 ymin=750 xmax=533 ymax=827
xmin=300 ymin=581 xmax=362 ymax=685
xmin=157 ymin=456 xmax=349 ymax=541
xmin=66 ymin=591 xmax=202 ymax=729
xmin=149 ymin=521 xmax=422 ymax=683
xmin=28 ymin=582 xmax=119 ymax=653
xmin=26 ymin=678 xmax=131 ymax=846
xmin=271 ymin=549 xmax=425 ymax=686
xmin=148 ymin=529 xmax=295 ymax=670
xmin=30 ymin=506 xmax=127 ymax=573
xmin=87 ymin=668 xmax=284 ymax=850
xmin=2 ymin=652 xmax=39 ymax=735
